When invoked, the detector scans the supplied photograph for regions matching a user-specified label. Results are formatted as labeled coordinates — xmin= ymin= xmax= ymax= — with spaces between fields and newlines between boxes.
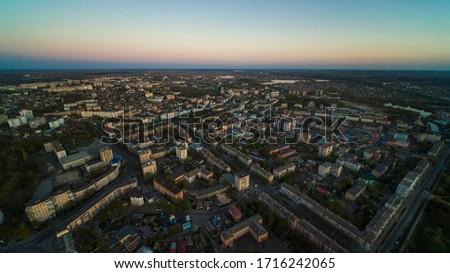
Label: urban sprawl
xmin=0 ymin=70 xmax=449 ymax=253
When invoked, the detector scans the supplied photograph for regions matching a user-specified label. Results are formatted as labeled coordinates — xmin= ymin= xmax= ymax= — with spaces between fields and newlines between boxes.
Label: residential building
xmin=331 ymin=164 xmax=342 ymax=177
xmin=63 ymin=179 xmax=137 ymax=231
xmin=273 ymin=162 xmax=296 ymax=178
xmin=20 ymin=109 xmax=34 ymax=119
xmin=138 ymin=148 xmax=152 ymax=163
xmin=0 ymin=114 xmax=8 ymax=125
xmin=372 ymin=160 xmax=391 ymax=178
xmin=130 ymin=191 xmax=144 ymax=207
xmin=153 ymin=177 xmax=184 ymax=202
xmin=279 ymin=183 xmax=368 ymax=250
xmin=26 ymin=162 xmax=122 ymax=222
xmin=363 ymin=146 xmax=380 ymax=160
xmin=99 ymin=146 xmax=113 ymax=164
xmin=193 ymin=184 xmax=228 ymax=200
xmin=278 ymin=148 xmax=296 ymax=159
xmin=201 ymin=148 xmax=231 ymax=172
xmin=220 ymin=144 xmax=252 ymax=166
xmin=359 ymin=173 xmax=376 ymax=185
xmin=345 ymin=182 xmax=366 ymax=201
xmin=142 ymin=159 xmax=157 ymax=176
xmin=267 ymin=144 xmax=290 ymax=155
xmin=220 ymin=214 xmax=268 ymax=247
xmin=259 ymin=192 xmax=347 ymax=253
xmin=176 ymin=144 xmax=188 ymax=160
xmin=48 ymin=117 xmax=65 ymax=129
xmin=28 ymin=116 xmax=47 ymax=129
xmin=428 ymin=141 xmax=444 ymax=157
xmin=337 ymin=157 xmax=362 ymax=172
xmin=115 ymin=226 xmax=141 ymax=252
xmin=199 ymin=168 xmax=213 ymax=180
xmin=25 ymin=199 xmax=56 ymax=223
xmin=44 ymin=140 xmax=67 ymax=159
xmin=250 ymin=163 xmax=274 ymax=184
xmin=366 ymin=195 xmax=403 ymax=239
xmin=59 ymin=151 xmax=92 ymax=170
xmin=184 ymin=168 xmax=199 ymax=183
xmin=169 ymin=169 xmax=186 ymax=183
xmin=395 ymin=170 xmax=421 ymax=198
xmin=318 ymin=162 xmax=332 ymax=177
xmin=416 ymin=133 xmax=441 ymax=143
xmin=234 ymin=171 xmax=250 ymax=192
xmin=318 ymin=144 xmax=333 ymax=157
xmin=85 ymin=160 xmax=106 ymax=173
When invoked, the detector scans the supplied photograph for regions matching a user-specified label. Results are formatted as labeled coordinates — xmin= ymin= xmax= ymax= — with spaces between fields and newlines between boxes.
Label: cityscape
xmin=0 ymin=1 xmax=449 ymax=255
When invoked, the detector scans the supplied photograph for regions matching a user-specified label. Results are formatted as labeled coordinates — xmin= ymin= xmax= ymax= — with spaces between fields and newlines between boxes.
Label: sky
xmin=1 ymin=0 xmax=450 ymax=70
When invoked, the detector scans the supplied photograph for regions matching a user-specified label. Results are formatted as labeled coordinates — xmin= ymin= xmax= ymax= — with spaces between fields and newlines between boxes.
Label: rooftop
xmin=154 ymin=177 xmax=182 ymax=195
xmin=235 ymin=171 xmax=249 ymax=178
xmin=51 ymin=140 xmax=65 ymax=152
xmin=59 ymin=150 xmax=91 ymax=165
xmin=221 ymin=214 xmax=267 ymax=241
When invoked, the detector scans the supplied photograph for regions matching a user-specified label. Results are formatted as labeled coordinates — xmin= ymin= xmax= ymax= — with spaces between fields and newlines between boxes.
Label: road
xmin=378 ymin=144 xmax=449 ymax=253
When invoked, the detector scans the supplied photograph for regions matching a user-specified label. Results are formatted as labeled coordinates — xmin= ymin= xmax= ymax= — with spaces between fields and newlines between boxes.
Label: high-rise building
xmin=176 ymin=144 xmax=188 ymax=160
xmin=318 ymin=162 xmax=332 ymax=177
xmin=318 ymin=144 xmax=333 ymax=157
xmin=142 ymin=159 xmax=157 ymax=176
xmin=138 ymin=148 xmax=152 ymax=163
xmin=99 ymin=146 xmax=113 ymax=164
xmin=234 ymin=172 xmax=250 ymax=192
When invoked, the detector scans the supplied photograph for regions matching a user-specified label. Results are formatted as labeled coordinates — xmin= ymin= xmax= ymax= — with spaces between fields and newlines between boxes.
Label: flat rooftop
xmin=154 ymin=177 xmax=182 ymax=195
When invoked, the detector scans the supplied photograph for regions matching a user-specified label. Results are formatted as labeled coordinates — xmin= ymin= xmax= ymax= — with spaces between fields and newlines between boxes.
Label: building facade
xmin=234 ymin=172 xmax=250 ymax=192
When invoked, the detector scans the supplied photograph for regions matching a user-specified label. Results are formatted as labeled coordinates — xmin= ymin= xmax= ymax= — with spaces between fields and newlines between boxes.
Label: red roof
xmin=316 ymin=186 xmax=331 ymax=196
xmin=228 ymin=203 xmax=242 ymax=217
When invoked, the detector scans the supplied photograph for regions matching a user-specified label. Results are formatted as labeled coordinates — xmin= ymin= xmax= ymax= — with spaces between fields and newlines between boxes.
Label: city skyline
xmin=1 ymin=0 xmax=450 ymax=70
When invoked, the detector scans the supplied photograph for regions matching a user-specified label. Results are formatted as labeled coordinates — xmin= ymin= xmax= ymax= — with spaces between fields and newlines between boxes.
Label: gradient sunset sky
xmin=1 ymin=0 xmax=450 ymax=69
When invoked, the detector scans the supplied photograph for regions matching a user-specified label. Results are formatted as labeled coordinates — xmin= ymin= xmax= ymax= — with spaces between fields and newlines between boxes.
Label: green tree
xmin=16 ymin=223 xmax=32 ymax=241
xmin=267 ymin=211 xmax=275 ymax=228
xmin=21 ymin=147 xmax=29 ymax=163
xmin=245 ymin=244 xmax=255 ymax=253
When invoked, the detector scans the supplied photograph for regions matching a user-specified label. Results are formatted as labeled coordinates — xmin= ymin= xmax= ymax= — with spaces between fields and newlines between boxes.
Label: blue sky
xmin=1 ymin=0 xmax=449 ymax=69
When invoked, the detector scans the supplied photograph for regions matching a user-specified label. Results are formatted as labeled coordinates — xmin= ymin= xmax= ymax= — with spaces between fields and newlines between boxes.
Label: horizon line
xmin=1 ymin=67 xmax=450 ymax=72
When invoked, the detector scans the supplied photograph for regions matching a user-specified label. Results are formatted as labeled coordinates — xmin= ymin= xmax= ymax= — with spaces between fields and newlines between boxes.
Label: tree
xmin=21 ymin=147 xmax=29 ymax=163
xmin=267 ymin=212 xmax=275 ymax=228
xmin=169 ymin=223 xmax=182 ymax=235
xmin=245 ymin=244 xmax=255 ymax=253
xmin=335 ymin=200 xmax=345 ymax=211
xmin=16 ymin=223 xmax=32 ymax=241
xmin=179 ymin=200 xmax=190 ymax=210
xmin=405 ymin=240 xmax=416 ymax=252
